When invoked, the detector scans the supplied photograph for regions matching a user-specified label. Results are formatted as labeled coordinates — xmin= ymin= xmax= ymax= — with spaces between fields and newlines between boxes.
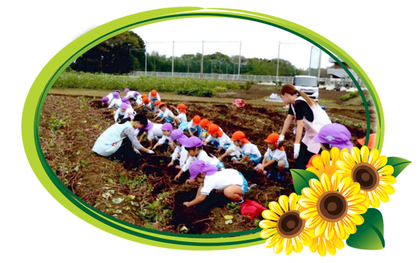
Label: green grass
xmin=53 ymin=71 xmax=251 ymax=97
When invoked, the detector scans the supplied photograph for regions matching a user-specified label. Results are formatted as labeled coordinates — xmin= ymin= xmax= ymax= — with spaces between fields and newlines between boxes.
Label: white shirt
xmin=181 ymin=149 xmax=219 ymax=172
xmin=241 ymin=142 xmax=262 ymax=158
xmin=205 ymin=132 xmax=232 ymax=148
xmin=147 ymin=123 xmax=163 ymax=141
xmin=148 ymin=92 xmax=161 ymax=101
xmin=171 ymin=145 xmax=188 ymax=167
xmin=108 ymin=98 xmax=122 ymax=109
xmin=264 ymin=148 xmax=287 ymax=163
xmin=200 ymin=169 xmax=244 ymax=196
xmin=114 ymin=108 xmax=129 ymax=121
xmin=157 ymin=135 xmax=171 ymax=145
xmin=125 ymin=90 xmax=141 ymax=99
xmin=177 ymin=112 xmax=187 ymax=123
xmin=161 ymin=108 xmax=174 ymax=118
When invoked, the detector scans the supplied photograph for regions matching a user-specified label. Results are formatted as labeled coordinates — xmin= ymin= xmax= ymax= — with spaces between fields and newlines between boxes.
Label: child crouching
xmin=183 ymin=161 xmax=248 ymax=207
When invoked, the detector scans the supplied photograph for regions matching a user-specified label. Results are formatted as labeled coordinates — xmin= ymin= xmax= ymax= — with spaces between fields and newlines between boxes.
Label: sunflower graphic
xmin=307 ymin=147 xmax=349 ymax=179
xmin=308 ymin=230 xmax=345 ymax=256
xmin=299 ymin=173 xmax=367 ymax=241
xmin=336 ymin=146 xmax=396 ymax=208
xmin=259 ymin=193 xmax=312 ymax=255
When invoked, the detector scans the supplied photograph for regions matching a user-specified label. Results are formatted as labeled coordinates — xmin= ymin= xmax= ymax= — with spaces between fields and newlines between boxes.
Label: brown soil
xmin=39 ymin=93 xmax=376 ymax=235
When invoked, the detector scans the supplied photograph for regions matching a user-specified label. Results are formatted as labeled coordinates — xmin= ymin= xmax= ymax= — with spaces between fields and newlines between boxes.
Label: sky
xmin=132 ymin=17 xmax=333 ymax=70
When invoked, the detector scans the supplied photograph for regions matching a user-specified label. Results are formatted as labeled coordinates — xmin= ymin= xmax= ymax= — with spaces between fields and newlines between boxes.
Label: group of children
xmin=98 ymin=87 xmax=359 ymax=208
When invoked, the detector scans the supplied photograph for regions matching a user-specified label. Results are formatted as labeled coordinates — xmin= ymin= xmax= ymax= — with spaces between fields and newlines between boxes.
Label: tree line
xmin=70 ymin=31 xmax=304 ymax=76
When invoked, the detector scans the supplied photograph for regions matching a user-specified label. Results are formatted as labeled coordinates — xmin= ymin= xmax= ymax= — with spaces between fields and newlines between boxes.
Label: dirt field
xmin=39 ymin=89 xmax=376 ymax=235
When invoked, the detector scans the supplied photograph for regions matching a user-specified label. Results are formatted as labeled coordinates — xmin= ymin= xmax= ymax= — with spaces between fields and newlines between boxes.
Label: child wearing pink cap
xmin=113 ymin=103 xmax=132 ymax=122
xmin=313 ymin=123 xmax=354 ymax=151
xmin=124 ymin=90 xmax=142 ymax=106
xmin=103 ymin=91 xmax=122 ymax=109
xmin=139 ymin=121 xmax=163 ymax=149
xmin=152 ymin=123 xmax=175 ymax=151
xmin=183 ymin=161 xmax=248 ymax=207
xmin=174 ymin=136 xmax=224 ymax=181
xmin=167 ymin=129 xmax=189 ymax=170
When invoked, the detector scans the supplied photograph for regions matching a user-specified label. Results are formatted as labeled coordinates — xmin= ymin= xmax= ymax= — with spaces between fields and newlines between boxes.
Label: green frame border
xmin=22 ymin=7 xmax=384 ymax=250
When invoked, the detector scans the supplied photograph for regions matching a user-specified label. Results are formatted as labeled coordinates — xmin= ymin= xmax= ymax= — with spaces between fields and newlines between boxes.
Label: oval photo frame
xmin=22 ymin=7 xmax=384 ymax=250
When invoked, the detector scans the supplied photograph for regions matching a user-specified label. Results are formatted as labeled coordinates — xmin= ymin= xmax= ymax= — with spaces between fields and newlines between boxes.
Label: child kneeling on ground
xmin=229 ymin=131 xmax=262 ymax=166
xmin=255 ymin=133 xmax=289 ymax=180
xmin=183 ymin=161 xmax=248 ymax=207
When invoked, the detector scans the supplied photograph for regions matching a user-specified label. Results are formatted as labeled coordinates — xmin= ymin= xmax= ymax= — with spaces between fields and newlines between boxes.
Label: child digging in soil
xmin=174 ymin=136 xmax=225 ymax=181
xmin=152 ymin=123 xmax=175 ymax=152
xmin=113 ymin=103 xmax=133 ymax=123
xmin=167 ymin=129 xmax=189 ymax=170
xmin=183 ymin=161 xmax=248 ymax=207
xmin=154 ymin=103 xmax=175 ymax=124
xmin=254 ymin=133 xmax=289 ymax=180
xmin=169 ymin=104 xmax=188 ymax=126
xmin=220 ymin=131 xmax=262 ymax=167
xmin=184 ymin=115 xmax=202 ymax=137
xmin=102 ymin=91 xmax=121 ymax=109
xmin=205 ymin=124 xmax=238 ymax=157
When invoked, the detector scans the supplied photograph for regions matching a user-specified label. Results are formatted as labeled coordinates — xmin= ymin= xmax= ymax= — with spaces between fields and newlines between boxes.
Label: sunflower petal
xmin=321 ymin=150 xmax=331 ymax=167
xmin=306 ymin=215 xmax=322 ymax=229
xmin=260 ymin=228 xmax=277 ymax=239
xmin=331 ymin=173 xmax=341 ymax=191
xmin=339 ymin=148 xmax=349 ymax=161
xmin=347 ymin=193 xmax=366 ymax=204
xmin=373 ymin=155 xmax=388 ymax=170
xmin=374 ymin=187 xmax=390 ymax=203
xmin=370 ymin=191 xmax=381 ymax=208
xmin=338 ymin=176 xmax=352 ymax=193
xmin=330 ymin=147 xmax=340 ymax=165
xmin=300 ymin=208 xmax=319 ymax=219
xmin=378 ymin=165 xmax=394 ymax=176
xmin=266 ymin=233 xmax=281 ymax=248
xmin=318 ymin=238 xmax=326 ymax=257
xmin=259 ymin=220 xmax=277 ymax=229
xmin=301 ymin=187 xmax=319 ymax=200
xmin=293 ymin=237 xmax=303 ymax=253
xmin=347 ymin=213 xmax=364 ymax=225
xmin=342 ymin=218 xmax=356 ymax=234
xmin=307 ymin=167 xmax=321 ymax=177
xmin=348 ymin=203 xmax=367 ymax=214
xmin=288 ymin=193 xmax=298 ymax=211
xmin=310 ymin=238 xmax=318 ymax=252
xmin=312 ymin=156 xmax=325 ymax=171
xmin=341 ymin=182 xmax=361 ymax=198
xmin=363 ymin=192 xmax=371 ymax=208
xmin=380 ymin=175 xmax=396 ymax=185
xmin=335 ymin=221 xmax=346 ymax=239
xmin=273 ymin=236 xmax=285 ymax=254
xmin=321 ymin=173 xmax=332 ymax=192
xmin=336 ymin=160 xmax=352 ymax=172
xmin=332 ymin=236 xmax=345 ymax=249
xmin=279 ymin=195 xmax=289 ymax=212
xmin=325 ymin=238 xmax=337 ymax=255
xmin=344 ymin=151 xmax=357 ymax=167
xmin=351 ymin=147 xmax=361 ymax=164
xmin=262 ymin=210 xmax=279 ymax=221
xmin=298 ymin=197 xmax=317 ymax=208
xmin=325 ymin=222 xmax=335 ymax=240
xmin=285 ymin=238 xmax=293 ymax=255
xmin=315 ymin=220 xmax=327 ymax=237
xmin=269 ymin=201 xmax=284 ymax=216
xmin=378 ymin=183 xmax=395 ymax=195
xmin=299 ymin=231 xmax=312 ymax=247
xmin=360 ymin=146 xmax=369 ymax=163
xmin=369 ymin=148 xmax=380 ymax=166
xmin=309 ymin=179 xmax=324 ymax=195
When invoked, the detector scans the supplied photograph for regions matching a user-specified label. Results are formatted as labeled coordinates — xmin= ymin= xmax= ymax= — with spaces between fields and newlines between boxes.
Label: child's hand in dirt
xmin=183 ymin=202 xmax=191 ymax=207
xmin=174 ymin=173 xmax=181 ymax=180
xmin=175 ymin=165 xmax=181 ymax=169
xmin=168 ymin=161 xmax=174 ymax=167
xmin=218 ymin=156 xmax=223 ymax=161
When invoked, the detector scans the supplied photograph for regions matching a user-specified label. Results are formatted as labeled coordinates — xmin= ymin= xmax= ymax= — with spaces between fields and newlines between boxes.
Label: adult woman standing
xmin=279 ymin=84 xmax=331 ymax=169
xmin=92 ymin=114 xmax=155 ymax=170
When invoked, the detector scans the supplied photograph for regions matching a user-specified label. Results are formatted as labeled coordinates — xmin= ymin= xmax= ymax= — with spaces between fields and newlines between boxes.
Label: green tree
xmin=70 ymin=31 xmax=145 ymax=74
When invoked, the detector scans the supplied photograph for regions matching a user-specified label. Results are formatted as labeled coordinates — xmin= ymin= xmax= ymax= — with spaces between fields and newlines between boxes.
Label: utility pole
xmin=237 ymin=40 xmax=242 ymax=80
xmin=145 ymin=41 xmax=147 ymax=75
xmin=200 ymin=40 xmax=204 ymax=78
xmin=171 ymin=41 xmax=174 ymax=76
xmin=276 ymin=41 xmax=281 ymax=80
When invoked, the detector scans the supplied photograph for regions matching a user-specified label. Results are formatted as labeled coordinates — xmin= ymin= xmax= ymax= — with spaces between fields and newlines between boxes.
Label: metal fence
xmin=130 ymin=71 xmax=365 ymax=87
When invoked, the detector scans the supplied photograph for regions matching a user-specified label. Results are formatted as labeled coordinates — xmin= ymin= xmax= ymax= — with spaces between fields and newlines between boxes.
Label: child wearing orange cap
xmin=255 ymin=133 xmax=289 ymax=180
xmin=142 ymin=96 xmax=153 ymax=112
xmin=199 ymin=118 xmax=213 ymax=141
xmin=181 ymin=115 xmax=202 ymax=137
xmin=221 ymin=131 xmax=262 ymax=165
xmin=152 ymin=100 xmax=162 ymax=113
xmin=154 ymin=103 xmax=175 ymax=124
xmin=148 ymin=89 xmax=161 ymax=103
xmin=170 ymin=104 xmax=188 ymax=126
xmin=357 ymin=133 xmax=376 ymax=150
xmin=205 ymin=124 xmax=232 ymax=153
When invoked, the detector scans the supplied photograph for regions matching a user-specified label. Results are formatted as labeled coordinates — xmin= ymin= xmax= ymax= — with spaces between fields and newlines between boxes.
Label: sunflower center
xmin=351 ymin=163 xmax=380 ymax=191
xmin=276 ymin=210 xmax=305 ymax=239
xmin=317 ymin=191 xmax=348 ymax=222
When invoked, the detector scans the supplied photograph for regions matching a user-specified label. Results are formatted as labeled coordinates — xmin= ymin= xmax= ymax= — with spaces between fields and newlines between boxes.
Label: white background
xmin=2 ymin=1 xmax=417 ymax=262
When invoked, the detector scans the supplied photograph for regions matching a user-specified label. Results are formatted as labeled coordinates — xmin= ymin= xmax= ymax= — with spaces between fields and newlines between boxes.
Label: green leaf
xmin=346 ymin=208 xmax=385 ymax=250
xmin=290 ymin=169 xmax=319 ymax=195
xmin=386 ymin=157 xmax=411 ymax=178
xmin=119 ymin=176 xmax=126 ymax=184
